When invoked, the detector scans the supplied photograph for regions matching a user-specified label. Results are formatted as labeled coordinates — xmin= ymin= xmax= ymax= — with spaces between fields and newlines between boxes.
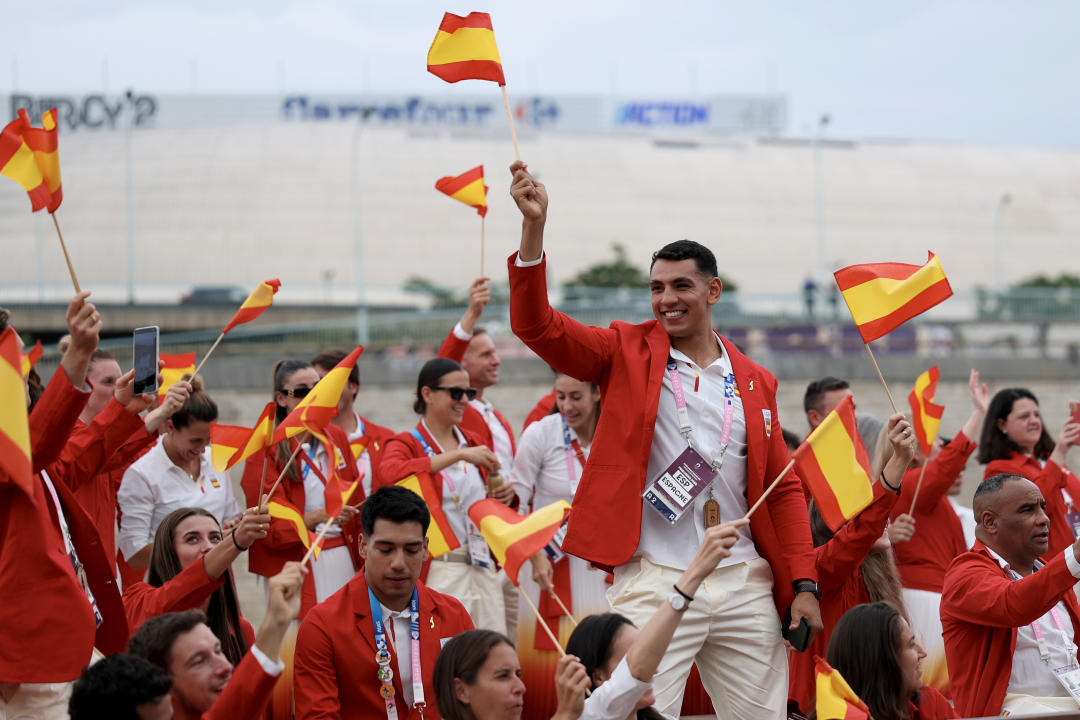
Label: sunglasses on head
xmin=432 ymin=385 xmax=478 ymax=401
xmin=282 ymin=386 xmax=312 ymax=399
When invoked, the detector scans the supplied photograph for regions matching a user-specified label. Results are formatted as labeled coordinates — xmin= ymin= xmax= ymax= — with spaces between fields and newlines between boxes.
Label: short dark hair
xmin=566 ymin=613 xmax=633 ymax=687
xmin=827 ymin=602 xmax=910 ymax=720
xmin=361 ymin=486 xmax=431 ymax=536
xmin=650 ymin=240 xmax=718 ymax=278
xmin=0 ymin=308 xmax=9 ymax=333
xmin=973 ymin=472 xmax=1026 ymax=507
xmin=312 ymin=349 xmax=359 ymax=386
xmin=129 ymin=609 xmax=209 ymax=671
xmin=804 ymin=376 xmax=850 ymax=416
xmin=977 ymin=388 xmax=1055 ymax=464
xmin=433 ymin=629 xmax=515 ymax=720
xmin=413 ymin=357 xmax=465 ymax=414
xmin=69 ymin=654 xmax=173 ymax=720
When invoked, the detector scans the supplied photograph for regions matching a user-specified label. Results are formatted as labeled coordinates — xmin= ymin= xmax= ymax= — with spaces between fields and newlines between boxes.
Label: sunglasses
xmin=282 ymin=386 xmax=312 ymax=399
xmin=432 ymin=385 xmax=478 ymax=401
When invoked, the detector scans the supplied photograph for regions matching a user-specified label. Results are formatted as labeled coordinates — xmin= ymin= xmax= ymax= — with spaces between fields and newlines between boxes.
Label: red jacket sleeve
xmin=44 ymin=398 xmax=146 ymax=494
xmin=294 ymin=611 xmax=343 ymax=719
xmin=28 ymin=368 xmax=89 ymax=473
xmin=378 ymin=433 xmax=433 ymax=486
xmin=123 ymin=557 xmax=226 ymax=634
xmin=815 ymin=483 xmax=898 ymax=594
xmin=438 ymin=327 xmax=469 ymax=363
xmin=508 ymin=253 xmax=619 ymax=385
xmin=897 ymin=431 xmax=977 ymax=517
xmin=204 ymin=648 xmax=277 ymax=720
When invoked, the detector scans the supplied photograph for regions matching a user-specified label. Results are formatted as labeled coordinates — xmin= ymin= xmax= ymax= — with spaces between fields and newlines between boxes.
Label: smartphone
xmin=1070 ymin=401 xmax=1080 ymax=426
xmin=782 ymin=608 xmax=812 ymax=652
xmin=132 ymin=326 xmax=160 ymax=395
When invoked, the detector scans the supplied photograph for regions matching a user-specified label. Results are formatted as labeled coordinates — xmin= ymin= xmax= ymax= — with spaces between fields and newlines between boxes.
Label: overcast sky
xmin=5 ymin=0 xmax=1080 ymax=147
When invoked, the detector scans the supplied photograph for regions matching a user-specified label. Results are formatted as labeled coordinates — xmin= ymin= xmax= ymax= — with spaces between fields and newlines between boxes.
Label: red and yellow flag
xmin=833 ymin=251 xmax=952 ymax=344
xmin=468 ymin=498 xmax=571 ymax=584
xmin=0 ymin=108 xmax=62 ymax=213
xmin=321 ymin=424 xmax=361 ymax=517
xmin=435 ymin=165 xmax=488 ymax=217
xmin=0 ymin=327 xmax=33 ymax=493
xmin=909 ymin=366 xmax=945 ymax=455
xmin=793 ymin=394 xmax=874 ymax=532
xmin=209 ymin=402 xmax=276 ymax=472
xmin=397 ymin=472 xmax=460 ymax=558
xmin=815 ymin=657 xmax=871 ymax=720
xmin=427 ymin=12 xmax=505 ymax=85
xmin=268 ymin=501 xmax=320 ymax=559
xmin=272 ymin=345 xmax=363 ymax=444
xmin=158 ymin=352 xmax=196 ymax=398
xmin=222 ymin=279 xmax=281 ymax=334
xmin=20 ymin=339 xmax=42 ymax=378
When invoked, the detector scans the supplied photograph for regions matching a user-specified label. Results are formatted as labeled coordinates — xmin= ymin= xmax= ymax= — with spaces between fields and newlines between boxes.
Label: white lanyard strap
xmin=666 ymin=359 xmax=736 ymax=471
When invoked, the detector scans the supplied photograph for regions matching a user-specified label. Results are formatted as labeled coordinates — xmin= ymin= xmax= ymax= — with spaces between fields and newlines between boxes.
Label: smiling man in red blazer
xmin=294 ymin=486 xmax=474 ymax=719
xmin=506 ymin=161 xmax=820 ymax=718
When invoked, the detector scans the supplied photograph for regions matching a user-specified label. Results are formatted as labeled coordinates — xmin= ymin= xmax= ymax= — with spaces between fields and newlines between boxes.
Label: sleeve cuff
xmin=514 ymin=251 xmax=544 ymax=267
xmin=251 ymin=644 xmax=285 ymax=676
xmin=1065 ymin=547 xmax=1080 ymax=580
xmin=452 ymin=322 xmax=473 ymax=342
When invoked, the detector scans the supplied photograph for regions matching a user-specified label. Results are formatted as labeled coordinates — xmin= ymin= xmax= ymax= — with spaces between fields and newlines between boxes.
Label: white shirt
xmin=510 ymin=412 xmax=589 ymax=510
xmin=581 ymin=658 xmax=675 ymax=720
xmin=640 ymin=336 xmax=758 ymax=570
xmin=117 ymin=437 xmax=241 ymax=560
xmin=381 ymin=603 xmax=416 ymax=705
xmin=301 ymin=441 xmax=344 ymax=540
xmin=984 ymin=545 xmax=1080 ymax=699
xmin=421 ymin=420 xmax=488 ymax=547
xmin=310 ymin=411 xmax=377 ymax=499
xmin=949 ymin=498 xmax=977 ymax=550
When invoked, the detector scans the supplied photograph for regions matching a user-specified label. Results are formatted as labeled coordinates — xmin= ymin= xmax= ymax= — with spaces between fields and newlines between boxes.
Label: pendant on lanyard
xmin=703 ymin=374 xmax=737 ymax=529
xmin=369 ymin=586 xmax=426 ymax=720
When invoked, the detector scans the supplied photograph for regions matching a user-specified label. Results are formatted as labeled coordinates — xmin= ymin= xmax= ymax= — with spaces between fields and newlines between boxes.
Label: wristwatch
xmin=793 ymin=581 xmax=820 ymax=600
xmin=668 ymin=592 xmax=690 ymax=612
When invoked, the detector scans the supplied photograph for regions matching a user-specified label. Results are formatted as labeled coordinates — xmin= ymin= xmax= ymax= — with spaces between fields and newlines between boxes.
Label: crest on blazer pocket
xmin=762 ymin=409 xmax=772 ymax=438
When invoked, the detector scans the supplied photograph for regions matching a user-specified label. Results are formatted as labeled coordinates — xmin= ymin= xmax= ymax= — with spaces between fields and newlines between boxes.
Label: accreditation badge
xmin=1066 ymin=511 xmax=1080 ymax=540
xmin=1052 ymin=662 xmax=1080 ymax=704
xmin=642 ymin=446 xmax=717 ymax=525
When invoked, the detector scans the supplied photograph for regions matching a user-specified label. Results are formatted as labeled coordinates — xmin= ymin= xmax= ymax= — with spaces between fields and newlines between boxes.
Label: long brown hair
xmin=826 ymin=602 xmax=914 ymax=720
xmin=148 ymin=507 xmax=248 ymax=665
xmin=271 ymin=360 xmax=312 ymax=483
xmin=433 ymin=629 xmax=514 ymax=720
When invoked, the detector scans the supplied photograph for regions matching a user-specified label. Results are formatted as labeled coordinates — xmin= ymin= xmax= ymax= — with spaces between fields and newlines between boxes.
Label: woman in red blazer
xmin=979 ymin=388 xmax=1080 ymax=558
xmin=788 ymin=414 xmax=914 ymax=713
xmin=124 ymin=505 xmax=271 ymax=659
xmin=827 ymin=602 xmax=957 ymax=720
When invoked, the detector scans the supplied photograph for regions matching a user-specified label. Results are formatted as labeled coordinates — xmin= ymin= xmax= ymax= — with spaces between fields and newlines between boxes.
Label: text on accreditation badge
xmin=643 ymin=446 xmax=717 ymax=525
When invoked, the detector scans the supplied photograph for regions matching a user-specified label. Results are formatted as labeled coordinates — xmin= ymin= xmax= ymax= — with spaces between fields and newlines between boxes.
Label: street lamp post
xmin=812 ymin=114 xmax=831 ymax=289
xmin=992 ymin=192 xmax=1012 ymax=296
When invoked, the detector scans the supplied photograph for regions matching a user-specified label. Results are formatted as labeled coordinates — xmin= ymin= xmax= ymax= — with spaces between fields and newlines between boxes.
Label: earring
xmin=1001 ymin=429 xmax=1007 ymax=435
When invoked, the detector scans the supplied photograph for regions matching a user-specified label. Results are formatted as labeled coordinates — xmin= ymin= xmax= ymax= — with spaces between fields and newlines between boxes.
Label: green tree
xmin=1014 ymin=273 xmax=1080 ymax=289
xmin=562 ymin=243 xmax=738 ymax=291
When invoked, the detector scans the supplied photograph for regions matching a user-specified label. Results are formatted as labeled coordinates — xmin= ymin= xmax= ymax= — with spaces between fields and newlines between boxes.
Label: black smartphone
xmin=782 ymin=607 xmax=812 ymax=652
xmin=132 ymin=325 xmax=159 ymax=395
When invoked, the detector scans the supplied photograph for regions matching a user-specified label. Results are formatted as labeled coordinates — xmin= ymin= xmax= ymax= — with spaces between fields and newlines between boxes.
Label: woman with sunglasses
xmin=380 ymin=357 xmax=508 ymax=633
xmin=240 ymin=359 xmax=324 ymax=616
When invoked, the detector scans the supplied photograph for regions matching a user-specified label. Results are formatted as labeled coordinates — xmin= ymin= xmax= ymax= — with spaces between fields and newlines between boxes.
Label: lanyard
xmin=1009 ymin=566 xmax=1070 ymax=663
xmin=559 ymin=414 xmax=587 ymax=485
xmin=410 ymin=427 xmax=459 ymax=494
xmin=368 ymin=586 xmax=425 ymax=719
xmin=666 ymin=359 xmax=736 ymax=471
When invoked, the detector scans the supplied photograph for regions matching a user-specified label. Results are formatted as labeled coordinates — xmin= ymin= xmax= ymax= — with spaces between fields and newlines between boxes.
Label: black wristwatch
xmin=793 ymin=581 xmax=820 ymax=600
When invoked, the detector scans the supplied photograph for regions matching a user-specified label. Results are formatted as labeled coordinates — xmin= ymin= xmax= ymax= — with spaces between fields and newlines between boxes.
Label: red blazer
xmin=892 ymin=432 xmax=977 ymax=592
xmin=912 ymin=686 xmax=958 ymax=720
xmin=437 ymin=329 xmax=517 ymax=458
xmin=378 ymin=422 xmax=490 ymax=491
xmin=294 ymin=573 xmax=474 ymax=719
xmin=355 ymin=415 xmax=396 ymax=493
xmin=123 ymin=556 xmax=227 ymax=636
xmin=940 ymin=539 xmax=1080 ymax=717
xmin=0 ymin=370 xmax=129 ymax=682
xmin=789 ymin=483 xmax=898 ymax=713
xmin=507 ymin=254 xmax=816 ymax=614
xmin=523 ymin=390 xmax=557 ymax=430
xmin=985 ymin=452 xmax=1080 ymax=559
xmin=169 ymin=644 xmax=278 ymax=720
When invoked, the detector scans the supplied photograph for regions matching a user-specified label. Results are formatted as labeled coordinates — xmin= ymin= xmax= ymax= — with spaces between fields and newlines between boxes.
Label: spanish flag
xmin=0 ymin=327 xmax=33 ymax=493
xmin=20 ymin=339 xmax=42 ymax=378
xmin=833 ymin=252 xmax=952 ymax=344
xmin=272 ymin=345 xmax=363 ymax=444
xmin=815 ymin=657 xmax=871 ymax=720
xmin=222 ymin=279 xmax=281 ymax=334
xmin=397 ymin=472 xmax=460 ymax=558
xmin=268 ymin=501 xmax=320 ymax=558
xmin=793 ymin=394 xmax=874 ymax=532
xmin=436 ymin=166 xmax=488 ymax=217
xmin=209 ymin=402 xmax=276 ymax=472
xmin=158 ymin=352 xmax=196 ymax=398
xmin=321 ymin=424 xmax=361 ymax=516
xmin=909 ymin=366 xmax=945 ymax=455
xmin=427 ymin=12 xmax=506 ymax=85
xmin=469 ymin=499 xmax=571 ymax=584
xmin=0 ymin=108 xmax=62 ymax=213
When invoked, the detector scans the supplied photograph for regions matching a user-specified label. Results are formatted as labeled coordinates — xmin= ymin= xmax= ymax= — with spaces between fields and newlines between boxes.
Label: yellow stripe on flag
xmin=450 ymin=177 xmax=487 ymax=208
xmin=397 ymin=474 xmax=457 ymax=558
xmin=268 ymin=502 xmax=319 ymax=558
xmin=1 ymin=143 xmax=44 ymax=192
xmin=0 ymin=356 xmax=31 ymax=458
xmin=809 ymin=419 xmax=874 ymax=519
xmin=428 ymin=28 xmax=502 ymax=65
xmin=839 ymin=256 xmax=947 ymax=326
xmin=476 ymin=501 xmax=570 ymax=567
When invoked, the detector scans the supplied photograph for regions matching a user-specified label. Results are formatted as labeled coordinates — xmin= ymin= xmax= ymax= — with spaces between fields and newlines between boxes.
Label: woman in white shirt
xmin=118 ymin=375 xmax=241 ymax=570
xmin=510 ymin=373 xmax=608 ymax=716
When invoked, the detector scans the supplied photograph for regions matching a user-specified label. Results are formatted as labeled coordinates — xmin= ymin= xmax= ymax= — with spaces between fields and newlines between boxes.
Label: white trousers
xmin=311 ymin=545 xmax=355 ymax=603
xmin=427 ymin=558 xmax=507 ymax=635
xmin=0 ymin=681 xmax=73 ymax=720
xmin=609 ymin=557 xmax=787 ymax=720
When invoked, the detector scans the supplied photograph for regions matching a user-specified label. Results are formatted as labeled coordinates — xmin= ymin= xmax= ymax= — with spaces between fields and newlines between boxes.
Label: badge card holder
xmin=643 ymin=445 xmax=718 ymax=525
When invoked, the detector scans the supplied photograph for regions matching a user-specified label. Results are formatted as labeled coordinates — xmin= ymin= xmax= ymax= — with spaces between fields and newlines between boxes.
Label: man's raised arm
xmin=509 ymin=160 xmax=548 ymax=262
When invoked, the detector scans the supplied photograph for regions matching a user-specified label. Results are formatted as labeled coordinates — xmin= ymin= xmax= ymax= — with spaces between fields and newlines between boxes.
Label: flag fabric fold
xmin=793 ymin=394 xmax=874 ymax=532
xmin=833 ymin=251 xmax=952 ymax=343
xmin=209 ymin=402 xmax=276 ymax=472
xmin=0 ymin=327 xmax=33 ymax=493
xmin=268 ymin=501 xmax=320 ymax=558
xmin=0 ymin=108 xmax=62 ymax=213
xmin=468 ymin=499 xmax=571 ymax=584
xmin=815 ymin=656 xmax=871 ymax=720
xmin=158 ymin=352 xmax=196 ymax=398
xmin=321 ymin=424 xmax=361 ymax=517
xmin=20 ymin=339 xmax=42 ymax=378
xmin=435 ymin=165 xmax=489 ymax=217
xmin=396 ymin=473 xmax=460 ymax=558
xmin=272 ymin=345 xmax=363 ymax=444
xmin=427 ymin=11 xmax=506 ymax=85
xmin=909 ymin=366 xmax=945 ymax=455
xmin=222 ymin=279 xmax=281 ymax=334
